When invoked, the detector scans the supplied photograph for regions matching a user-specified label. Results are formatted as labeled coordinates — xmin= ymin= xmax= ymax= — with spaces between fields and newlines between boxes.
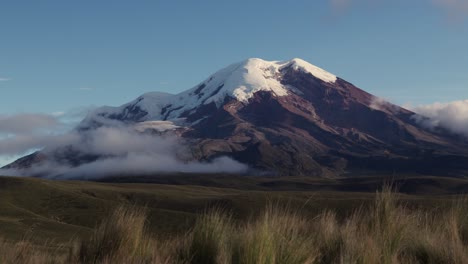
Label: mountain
xmin=5 ymin=58 xmax=468 ymax=177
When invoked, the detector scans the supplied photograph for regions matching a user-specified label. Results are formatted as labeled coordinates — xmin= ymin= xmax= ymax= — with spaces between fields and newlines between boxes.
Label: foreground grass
xmin=2 ymin=186 xmax=468 ymax=263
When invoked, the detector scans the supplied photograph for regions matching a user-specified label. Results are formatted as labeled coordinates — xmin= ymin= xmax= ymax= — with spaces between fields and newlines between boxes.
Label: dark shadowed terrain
xmin=1 ymin=173 xmax=468 ymax=246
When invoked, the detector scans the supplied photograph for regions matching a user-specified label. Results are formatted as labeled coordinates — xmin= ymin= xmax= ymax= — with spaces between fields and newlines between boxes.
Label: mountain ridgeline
xmin=5 ymin=58 xmax=468 ymax=177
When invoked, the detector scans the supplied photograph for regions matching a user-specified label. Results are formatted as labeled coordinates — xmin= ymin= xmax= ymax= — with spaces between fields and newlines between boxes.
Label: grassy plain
xmin=1 ymin=174 xmax=468 ymax=263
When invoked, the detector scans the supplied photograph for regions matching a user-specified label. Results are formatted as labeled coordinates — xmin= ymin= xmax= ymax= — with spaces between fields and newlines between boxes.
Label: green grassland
xmin=1 ymin=174 xmax=467 ymax=247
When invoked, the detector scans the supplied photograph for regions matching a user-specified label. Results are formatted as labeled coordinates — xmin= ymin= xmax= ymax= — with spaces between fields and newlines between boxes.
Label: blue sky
xmin=1 ymin=0 xmax=468 ymax=167
xmin=0 ymin=0 xmax=467 ymax=114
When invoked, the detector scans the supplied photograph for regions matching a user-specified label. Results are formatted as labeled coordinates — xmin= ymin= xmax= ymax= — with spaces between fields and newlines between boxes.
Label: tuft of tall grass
xmin=234 ymin=204 xmax=318 ymax=264
xmin=75 ymin=205 xmax=180 ymax=264
xmin=186 ymin=209 xmax=233 ymax=264
xmin=0 ymin=238 xmax=66 ymax=264
xmin=76 ymin=206 xmax=151 ymax=263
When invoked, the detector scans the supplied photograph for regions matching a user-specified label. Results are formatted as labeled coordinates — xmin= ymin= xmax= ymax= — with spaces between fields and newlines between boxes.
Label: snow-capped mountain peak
xmin=284 ymin=58 xmax=337 ymax=83
xmin=82 ymin=58 xmax=338 ymax=126
xmin=182 ymin=58 xmax=337 ymax=106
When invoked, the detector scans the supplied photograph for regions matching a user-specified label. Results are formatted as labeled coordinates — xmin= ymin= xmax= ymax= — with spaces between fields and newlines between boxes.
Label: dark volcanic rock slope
xmin=6 ymin=58 xmax=468 ymax=176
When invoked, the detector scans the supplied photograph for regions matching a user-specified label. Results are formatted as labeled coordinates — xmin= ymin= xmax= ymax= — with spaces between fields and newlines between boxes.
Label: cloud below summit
xmin=0 ymin=113 xmax=63 ymax=135
xmin=410 ymin=100 xmax=468 ymax=137
xmin=0 ymin=118 xmax=248 ymax=178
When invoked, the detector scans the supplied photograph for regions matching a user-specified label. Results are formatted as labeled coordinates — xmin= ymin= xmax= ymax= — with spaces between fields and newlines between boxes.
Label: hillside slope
xmin=5 ymin=58 xmax=468 ymax=177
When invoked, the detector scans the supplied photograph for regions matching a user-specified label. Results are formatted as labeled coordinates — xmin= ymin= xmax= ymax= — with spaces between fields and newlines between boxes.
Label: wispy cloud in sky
xmin=0 ymin=133 xmax=79 ymax=157
xmin=0 ymin=113 xmax=62 ymax=135
xmin=433 ymin=0 xmax=468 ymax=21
xmin=329 ymin=0 xmax=352 ymax=14
xmin=328 ymin=0 xmax=384 ymax=14
xmin=328 ymin=0 xmax=468 ymax=21
xmin=51 ymin=111 xmax=66 ymax=117
xmin=0 ymin=77 xmax=10 ymax=82
xmin=78 ymin=87 xmax=94 ymax=91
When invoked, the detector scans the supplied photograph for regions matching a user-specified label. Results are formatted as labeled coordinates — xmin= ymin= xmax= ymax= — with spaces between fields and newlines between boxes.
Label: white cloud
xmin=51 ymin=111 xmax=66 ymax=117
xmin=369 ymin=96 xmax=401 ymax=113
xmin=410 ymin=99 xmax=468 ymax=137
xmin=0 ymin=77 xmax=10 ymax=82
xmin=0 ymin=155 xmax=20 ymax=168
xmin=0 ymin=133 xmax=80 ymax=157
xmin=327 ymin=0 xmax=468 ymax=21
xmin=78 ymin=87 xmax=94 ymax=91
xmin=370 ymin=96 xmax=388 ymax=111
xmin=328 ymin=0 xmax=384 ymax=14
xmin=330 ymin=0 xmax=352 ymax=13
xmin=0 ymin=121 xmax=248 ymax=178
xmin=0 ymin=113 xmax=62 ymax=135
xmin=433 ymin=0 xmax=468 ymax=21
